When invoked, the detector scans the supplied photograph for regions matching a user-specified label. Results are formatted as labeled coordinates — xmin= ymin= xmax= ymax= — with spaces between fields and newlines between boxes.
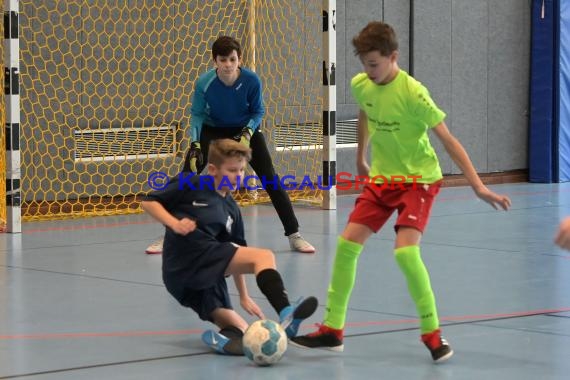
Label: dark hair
xmin=352 ymin=21 xmax=398 ymax=57
xmin=208 ymin=139 xmax=251 ymax=167
xmin=212 ymin=36 xmax=242 ymax=60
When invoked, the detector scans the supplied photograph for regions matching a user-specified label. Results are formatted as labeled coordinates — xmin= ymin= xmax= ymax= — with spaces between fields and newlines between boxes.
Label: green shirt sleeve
xmin=410 ymin=84 xmax=446 ymax=128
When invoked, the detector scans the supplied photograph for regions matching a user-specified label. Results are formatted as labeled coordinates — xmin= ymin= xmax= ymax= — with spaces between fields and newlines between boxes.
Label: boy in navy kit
xmin=142 ymin=139 xmax=318 ymax=355
xmin=291 ymin=21 xmax=511 ymax=362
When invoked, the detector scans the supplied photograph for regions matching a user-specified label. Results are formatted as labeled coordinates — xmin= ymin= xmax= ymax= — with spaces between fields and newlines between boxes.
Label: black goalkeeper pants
xmin=182 ymin=125 xmax=300 ymax=236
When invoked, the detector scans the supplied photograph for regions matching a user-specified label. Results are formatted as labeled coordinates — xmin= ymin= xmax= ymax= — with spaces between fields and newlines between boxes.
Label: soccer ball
xmin=243 ymin=319 xmax=287 ymax=366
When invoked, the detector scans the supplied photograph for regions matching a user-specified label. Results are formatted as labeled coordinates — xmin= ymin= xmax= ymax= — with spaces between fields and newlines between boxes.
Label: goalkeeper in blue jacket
xmin=145 ymin=35 xmax=314 ymax=255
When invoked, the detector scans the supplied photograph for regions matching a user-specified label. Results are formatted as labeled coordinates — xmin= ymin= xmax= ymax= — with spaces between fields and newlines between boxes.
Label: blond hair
xmin=207 ymin=139 xmax=251 ymax=167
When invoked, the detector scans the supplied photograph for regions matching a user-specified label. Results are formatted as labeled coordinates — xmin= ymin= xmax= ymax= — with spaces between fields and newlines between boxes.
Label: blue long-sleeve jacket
xmin=190 ymin=67 xmax=265 ymax=142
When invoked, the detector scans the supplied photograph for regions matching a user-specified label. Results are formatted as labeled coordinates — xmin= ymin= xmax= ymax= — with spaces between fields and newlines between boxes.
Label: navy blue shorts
xmin=179 ymin=278 xmax=233 ymax=321
xmin=162 ymin=234 xmax=240 ymax=321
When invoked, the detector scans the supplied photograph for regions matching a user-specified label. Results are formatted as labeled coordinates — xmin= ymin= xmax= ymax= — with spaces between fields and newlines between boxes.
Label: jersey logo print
xmin=226 ymin=215 xmax=234 ymax=233
xmin=192 ymin=200 xmax=209 ymax=207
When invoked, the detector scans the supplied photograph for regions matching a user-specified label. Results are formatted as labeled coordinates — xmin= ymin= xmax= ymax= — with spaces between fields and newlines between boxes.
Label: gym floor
xmin=1 ymin=182 xmax=570 ymax=379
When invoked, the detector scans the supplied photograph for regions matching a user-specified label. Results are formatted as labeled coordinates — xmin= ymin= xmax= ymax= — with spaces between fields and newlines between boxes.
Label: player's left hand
xmin=234 ymin=127 xmax=253 ymax=147
xmin=555 ymin=217 xmax=570 ymax=250
xmin=475 ymin=187 xmax=512 ymax=211
xmin=241 ymin=296 xmax=264 ymax=319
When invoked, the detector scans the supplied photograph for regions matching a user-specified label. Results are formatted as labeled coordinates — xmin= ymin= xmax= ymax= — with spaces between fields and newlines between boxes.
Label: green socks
xmin=322 ymin=240 xmax=439 ymax=333
xmin=394 ymin=245 xmax=439 ymax=333
xmin=324 ymin=236 xmax=363 ymax=329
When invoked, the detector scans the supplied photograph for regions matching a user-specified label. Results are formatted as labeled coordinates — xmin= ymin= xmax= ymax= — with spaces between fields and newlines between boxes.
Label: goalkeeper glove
xmin=188 ymin=142 xmax=203 ymax=173
xmin=234 ymin=127 xmax=253 ymax=147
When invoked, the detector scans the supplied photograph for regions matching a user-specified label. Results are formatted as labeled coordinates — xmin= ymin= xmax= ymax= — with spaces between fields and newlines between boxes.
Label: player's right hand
xmin=172 ymin=217 xmax=196 ymax=235
xmin=240 ymin=295 xmax=265 ymax=319
xmin=188 ymin=141 xmax=203 ymax=173
xmin=357 ymin=160 xmax=370 ymax=177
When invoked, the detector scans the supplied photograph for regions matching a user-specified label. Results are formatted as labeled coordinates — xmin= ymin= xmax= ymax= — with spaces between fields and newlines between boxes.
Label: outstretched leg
xmin=225 ymin=246 xmax=318 ymax=337
xmin=248 ymin=132 xmax=315 ymax=253
xmin=291 ymin=223 xmax=372 ymax=351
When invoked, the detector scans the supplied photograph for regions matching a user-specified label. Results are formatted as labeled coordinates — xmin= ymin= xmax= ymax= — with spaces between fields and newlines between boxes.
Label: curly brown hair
xmin=352 ymin=21 xmax=398 ymax=57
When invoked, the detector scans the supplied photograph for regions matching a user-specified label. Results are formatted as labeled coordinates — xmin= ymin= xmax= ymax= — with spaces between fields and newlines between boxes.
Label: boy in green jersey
xmin=291 ymin=21 xmax=511 ymax=363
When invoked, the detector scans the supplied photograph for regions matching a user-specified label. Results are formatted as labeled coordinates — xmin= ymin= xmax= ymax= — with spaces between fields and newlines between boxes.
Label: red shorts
xmin=348 ymin=181 xmax=442 ymax=233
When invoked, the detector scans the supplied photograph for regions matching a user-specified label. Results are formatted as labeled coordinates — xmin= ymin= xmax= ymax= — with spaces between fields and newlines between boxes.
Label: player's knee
xmin=258 ymin=248 xmax=276 ymax=267
xmin=341 ymin=225 xmax=372 ymax=245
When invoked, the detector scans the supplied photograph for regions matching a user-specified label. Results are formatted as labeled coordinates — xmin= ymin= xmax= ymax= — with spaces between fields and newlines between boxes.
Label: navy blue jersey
xmin=145 ymin=174 xmax=246 ymax=245
xmin=144 ymin=174 xmax=246 ymax=290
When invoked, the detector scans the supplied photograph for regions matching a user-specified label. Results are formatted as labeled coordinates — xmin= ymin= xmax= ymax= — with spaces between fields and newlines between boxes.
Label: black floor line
xmin=0 ymin=351 xmax=211 ymax=379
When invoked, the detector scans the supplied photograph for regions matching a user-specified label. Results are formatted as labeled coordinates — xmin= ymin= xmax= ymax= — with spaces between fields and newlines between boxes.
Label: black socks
xmin=256 ymin=268 xmax=290 ymax=314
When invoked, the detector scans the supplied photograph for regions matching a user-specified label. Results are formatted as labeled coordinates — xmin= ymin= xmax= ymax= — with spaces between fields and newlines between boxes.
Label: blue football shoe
xmin=201 ymin=329 xmax=243 ymax=355
xmin=279 ymin=296 xmax=318 ymax=338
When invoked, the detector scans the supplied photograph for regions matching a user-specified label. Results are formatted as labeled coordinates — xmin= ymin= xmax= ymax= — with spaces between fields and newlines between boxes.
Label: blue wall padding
xmin=559 ymin=0 xmax=570 ymax=181
xmin=530 ymin=0 xmax=557 ymax=182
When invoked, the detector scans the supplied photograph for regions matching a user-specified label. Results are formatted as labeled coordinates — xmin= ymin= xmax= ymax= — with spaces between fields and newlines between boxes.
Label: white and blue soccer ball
xmin=243 ymin=319 xmax=287 ymax=366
